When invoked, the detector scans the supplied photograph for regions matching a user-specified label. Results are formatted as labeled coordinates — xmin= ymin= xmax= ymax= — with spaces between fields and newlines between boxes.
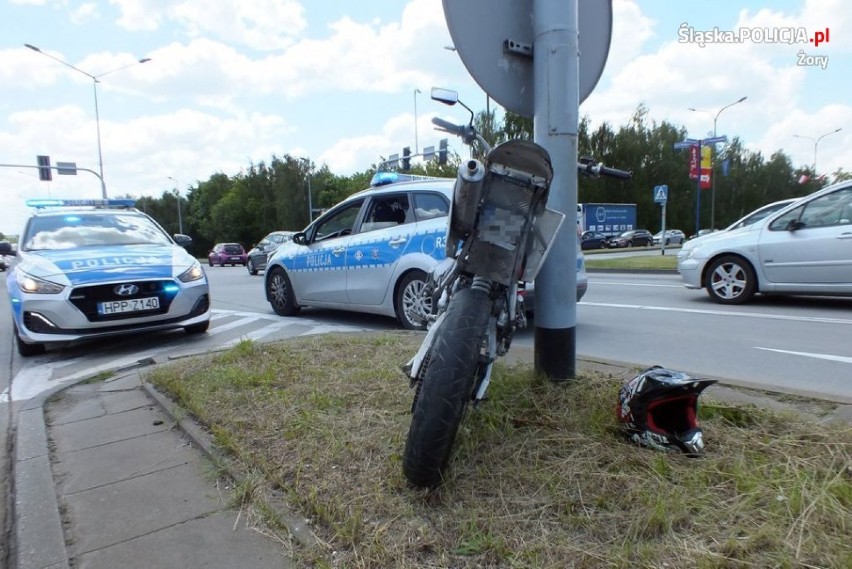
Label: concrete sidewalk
xmin=11 ymin=345 xmax=851 ymax=569
xmin=13 ymin=368 xmax=294 ymax=569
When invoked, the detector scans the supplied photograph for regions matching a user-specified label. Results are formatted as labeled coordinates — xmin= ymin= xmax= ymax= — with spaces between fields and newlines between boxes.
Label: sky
xmin=0 ymin=0 xmax=849 ymax=236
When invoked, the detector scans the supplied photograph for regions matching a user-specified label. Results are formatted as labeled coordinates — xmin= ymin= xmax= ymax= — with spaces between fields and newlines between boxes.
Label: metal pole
xmin=533 ymin=0 xmax=579 ymax=379
xmin=168 ymin=177 xmax=183 ymax=234
xmin=814 ymin=128 xmax=842 ymax=174
xmin=413 ymin=89 xmax=421 ymax=154
xmin=92 ymin=80 xmax=107 ymax=198
xmin=690 ymin=96 xmax=746 ymax=230
xmin=23 ymin=44 xmax=151 ymax=200
xmin=695 ymin=141 xmax=702 ymax=236
xmin=307 ymin=174 xmax=313 ymax=222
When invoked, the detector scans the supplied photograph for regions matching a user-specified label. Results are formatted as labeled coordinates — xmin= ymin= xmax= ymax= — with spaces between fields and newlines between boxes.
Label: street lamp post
xmin=24 ymin=43 xmax=151 ymax=199
xmin=168 ymin=176 xmax=183 ymax=235
xmin=413 ymin=88 xmax=421 ymax=155
xmin=689 ymin=96 xmax=747 ymax=230
xmin=793 ymin=128 xmax=842 ymax=174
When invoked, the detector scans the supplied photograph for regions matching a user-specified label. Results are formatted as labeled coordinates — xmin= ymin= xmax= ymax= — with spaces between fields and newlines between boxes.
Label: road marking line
xmin=207 ymin=316 xmax=258 ymax=335
xmin=755 ymin=347 xmax=852 ymax=364
xmin=592 ymin=280 xmax=682 ymax=288
xmin=583 ymin=302 xmax=852 ymax=325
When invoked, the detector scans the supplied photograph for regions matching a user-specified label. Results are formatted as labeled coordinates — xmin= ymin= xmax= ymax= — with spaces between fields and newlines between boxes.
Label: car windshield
xmin=727 ymin=200 xmax=797 ymax=231
xmin=223 ymin=244 xmax=243 ymax=254
xmin=22 ymin=212 xmax=172 ymax=251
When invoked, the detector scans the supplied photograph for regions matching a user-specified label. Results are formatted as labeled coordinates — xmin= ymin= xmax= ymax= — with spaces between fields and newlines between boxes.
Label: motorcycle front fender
xmin=521 ymin=207 xmax=566 ymax=282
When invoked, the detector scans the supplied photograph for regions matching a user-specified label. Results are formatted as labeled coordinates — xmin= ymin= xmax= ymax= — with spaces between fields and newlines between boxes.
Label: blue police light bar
xmin=25 ymin=198 xmax=136 ymax=209
xmin=370 ymin=172 xmax=441 ymax=187
xmin=370 ymin=172 xmax=401 ymax=187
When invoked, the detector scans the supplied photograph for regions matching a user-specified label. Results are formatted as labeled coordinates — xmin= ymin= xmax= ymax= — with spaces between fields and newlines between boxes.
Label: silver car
xmin=1 ymin=199 xmax=210 ymax=356
xmin=677 ymin=181 xmax=852 ymax=304
xmin=246 ymin=231 xmax=294 ymax=275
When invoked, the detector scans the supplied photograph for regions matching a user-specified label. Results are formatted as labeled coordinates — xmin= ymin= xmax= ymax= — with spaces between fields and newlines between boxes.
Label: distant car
xmin=688 ymin=229 xmax=718 ymax=241
xmin=680 ymin=198 xmax=802 ymax=254
xmin=677 ymin=181 xmax=852 ymax=304
xmin=580 ymin=231 xmax=609 ymax=250
xmin=246 ymin=231 xmax=294 ymax=275
xmin=1 ymin=199 xmax=210 ymax=357
xmin=208 ymin=243 xmax=247 ymax=267
xmin=652 ymin=229 xmax=686 ymax=245
xmin=608 ymin=229 xmax=654 ymax=248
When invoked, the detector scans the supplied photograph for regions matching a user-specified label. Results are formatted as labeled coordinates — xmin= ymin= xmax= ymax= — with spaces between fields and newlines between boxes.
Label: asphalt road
xmin=2 ymin=262 xmax=851 ymax=405
xmin=207 ymin=264 xmax=852 ymax=403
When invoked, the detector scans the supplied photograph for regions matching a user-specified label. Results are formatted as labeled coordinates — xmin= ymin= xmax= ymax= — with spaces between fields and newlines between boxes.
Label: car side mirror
xmin=292 ymin=232 xmax=307 ymax=246
xmin=174 ymin=234 xmax=193 ymax=247
xmin=0 ymin=241 xmax=12 ymax=256
xmin=785 ymin=219 xmax=805 ymax=231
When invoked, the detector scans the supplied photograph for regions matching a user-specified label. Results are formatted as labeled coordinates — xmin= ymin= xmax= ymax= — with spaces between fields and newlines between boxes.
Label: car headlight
xmin=178 ymin=261 xmax=205 ymax=283
xmin=17 ymin=271 xmax=65 ymax=294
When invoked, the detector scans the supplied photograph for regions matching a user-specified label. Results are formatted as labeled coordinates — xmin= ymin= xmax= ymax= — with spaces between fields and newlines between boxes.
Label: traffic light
xmin=37 ymin=155 xmax=52 ymax=181
xmin=402 ymin=147 xmax=411 ymax=171
xmin=438 ymin=139 xmax=448 ymax=164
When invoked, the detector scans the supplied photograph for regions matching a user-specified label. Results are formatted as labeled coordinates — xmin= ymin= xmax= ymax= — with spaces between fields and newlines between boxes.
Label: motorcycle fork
xmin=472 ymin=315 xmax=498 ymax=404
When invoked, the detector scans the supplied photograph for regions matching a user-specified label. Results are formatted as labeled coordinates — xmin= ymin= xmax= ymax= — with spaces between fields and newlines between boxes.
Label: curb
xmin=141 ymin=381 xmax=317 ymax=548
xmin=11 ymin=359 xmax=160 ymax=569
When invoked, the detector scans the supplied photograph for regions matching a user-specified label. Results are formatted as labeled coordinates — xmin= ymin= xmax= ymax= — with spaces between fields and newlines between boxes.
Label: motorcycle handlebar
xmin=599 ymin=165 xmax=633 ymax=179
xmin=578 ymin=162 xmax=633 ymax=180
xmin=431 ymin=117 xmax=464 ymax=137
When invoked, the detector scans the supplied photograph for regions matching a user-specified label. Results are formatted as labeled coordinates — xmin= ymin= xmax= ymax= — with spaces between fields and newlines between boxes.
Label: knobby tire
xmin=403 ymin=286 xmax=491 ymax=487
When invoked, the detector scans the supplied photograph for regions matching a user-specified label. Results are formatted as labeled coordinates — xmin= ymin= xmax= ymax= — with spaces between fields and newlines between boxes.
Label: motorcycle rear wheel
xmin=403 ymin=286 xmax=491 ymax=488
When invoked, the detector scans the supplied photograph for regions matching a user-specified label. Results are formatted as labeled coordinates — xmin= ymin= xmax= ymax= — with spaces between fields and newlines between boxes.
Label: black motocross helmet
xmin=616 ymin=366 xmax=717 ymax=456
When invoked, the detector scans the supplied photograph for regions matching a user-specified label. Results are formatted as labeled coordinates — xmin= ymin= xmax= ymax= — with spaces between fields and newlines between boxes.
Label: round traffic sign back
xmin=443 ymin=0 xmax=612 ymax=117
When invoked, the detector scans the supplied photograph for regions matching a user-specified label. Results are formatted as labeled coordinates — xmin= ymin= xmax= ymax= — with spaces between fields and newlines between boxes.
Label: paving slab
xmin=48 ymin=405 xmax=171 ymax=452
xmin=53 ymin=428 xmax=201 ymax=494
xmin=62 ymin=461 xmax=224 ymax=554
xmin=45 ymin=390 xmax=106 ymax=425
xmin=97 ymin=371 xmax=145 ymax=392
xmin=75 ymin=510 xmax=292 ymax=569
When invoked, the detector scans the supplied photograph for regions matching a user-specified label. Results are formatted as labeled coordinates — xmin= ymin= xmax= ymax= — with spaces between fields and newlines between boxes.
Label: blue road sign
xmin=704 ymin=135 xmax=728 ymax=145
xmin=673 ymin=139 xmax=699 ymax=150
xmin=653 ymin=184 xmax=668 ymax=204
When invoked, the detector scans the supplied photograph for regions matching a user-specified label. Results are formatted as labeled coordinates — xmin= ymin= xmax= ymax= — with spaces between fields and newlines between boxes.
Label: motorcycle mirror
xmin=431 ymin=87 xmax=458 ymax=106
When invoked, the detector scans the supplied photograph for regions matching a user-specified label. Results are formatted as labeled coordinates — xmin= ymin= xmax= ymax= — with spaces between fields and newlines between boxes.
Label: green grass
xmin=146 ymin=333 xmax=851 ymax=568
xmin=585 ymin=253 xmax=678 ymax=270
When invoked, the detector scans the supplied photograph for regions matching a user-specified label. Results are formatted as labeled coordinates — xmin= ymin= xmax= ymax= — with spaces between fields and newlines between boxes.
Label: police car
xmin=264 ymin=173 xmax=588 ymax=329
xmin=264 ymin=174 xmax=451 ymax=330
xmin=0 ymin=199 xmax=211 ymax=357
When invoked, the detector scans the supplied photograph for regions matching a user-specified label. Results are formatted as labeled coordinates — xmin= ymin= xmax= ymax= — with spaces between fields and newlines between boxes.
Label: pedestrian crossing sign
xmin=653 ymin=184 xmax=668 ymax=204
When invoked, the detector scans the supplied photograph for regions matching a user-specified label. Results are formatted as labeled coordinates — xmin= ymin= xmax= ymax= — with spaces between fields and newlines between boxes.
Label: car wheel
xmin=247 ymin=258 xmax=258 ymax=275
xmin=267 ymin=267 xmax=301 ymax=316
xmin=704 ymin=255 xmax=757 ymax=305
xmin=14 ymin=325 xmax=45 ymax=357
xmin=627 ymin=240 xmax=634 ymax=247
xmin=208 ymin=259 xmax=213 ymax=267
xmin=396 ymin=270 xmax=430 ymax=331
xmin=184 ymin=320 xmax=210 ymax=334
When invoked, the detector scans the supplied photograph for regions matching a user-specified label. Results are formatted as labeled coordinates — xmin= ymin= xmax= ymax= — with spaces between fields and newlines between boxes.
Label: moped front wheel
xmin=403 ymin=286 xmax=491 ymax=488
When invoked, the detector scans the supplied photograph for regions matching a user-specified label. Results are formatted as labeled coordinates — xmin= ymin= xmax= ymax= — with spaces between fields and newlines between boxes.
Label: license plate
xmin=98 ymin=297 xmax=160 ymax=315
xmin=230 ymin=257 xmax=241 ymax=261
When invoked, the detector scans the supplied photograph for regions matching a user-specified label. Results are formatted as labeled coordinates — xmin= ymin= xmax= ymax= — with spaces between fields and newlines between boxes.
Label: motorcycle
xmin=402 ymin=88 xmax=632 ymax=487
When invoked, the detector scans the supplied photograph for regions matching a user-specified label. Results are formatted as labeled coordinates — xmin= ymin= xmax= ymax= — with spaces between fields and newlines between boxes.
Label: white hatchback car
xmin=677 ymin=181 xmax=852 ymax=304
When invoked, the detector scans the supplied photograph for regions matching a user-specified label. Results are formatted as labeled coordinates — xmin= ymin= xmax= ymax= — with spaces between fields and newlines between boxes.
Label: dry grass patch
xmin=147 ymin=333 xmax=851 ymax=568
